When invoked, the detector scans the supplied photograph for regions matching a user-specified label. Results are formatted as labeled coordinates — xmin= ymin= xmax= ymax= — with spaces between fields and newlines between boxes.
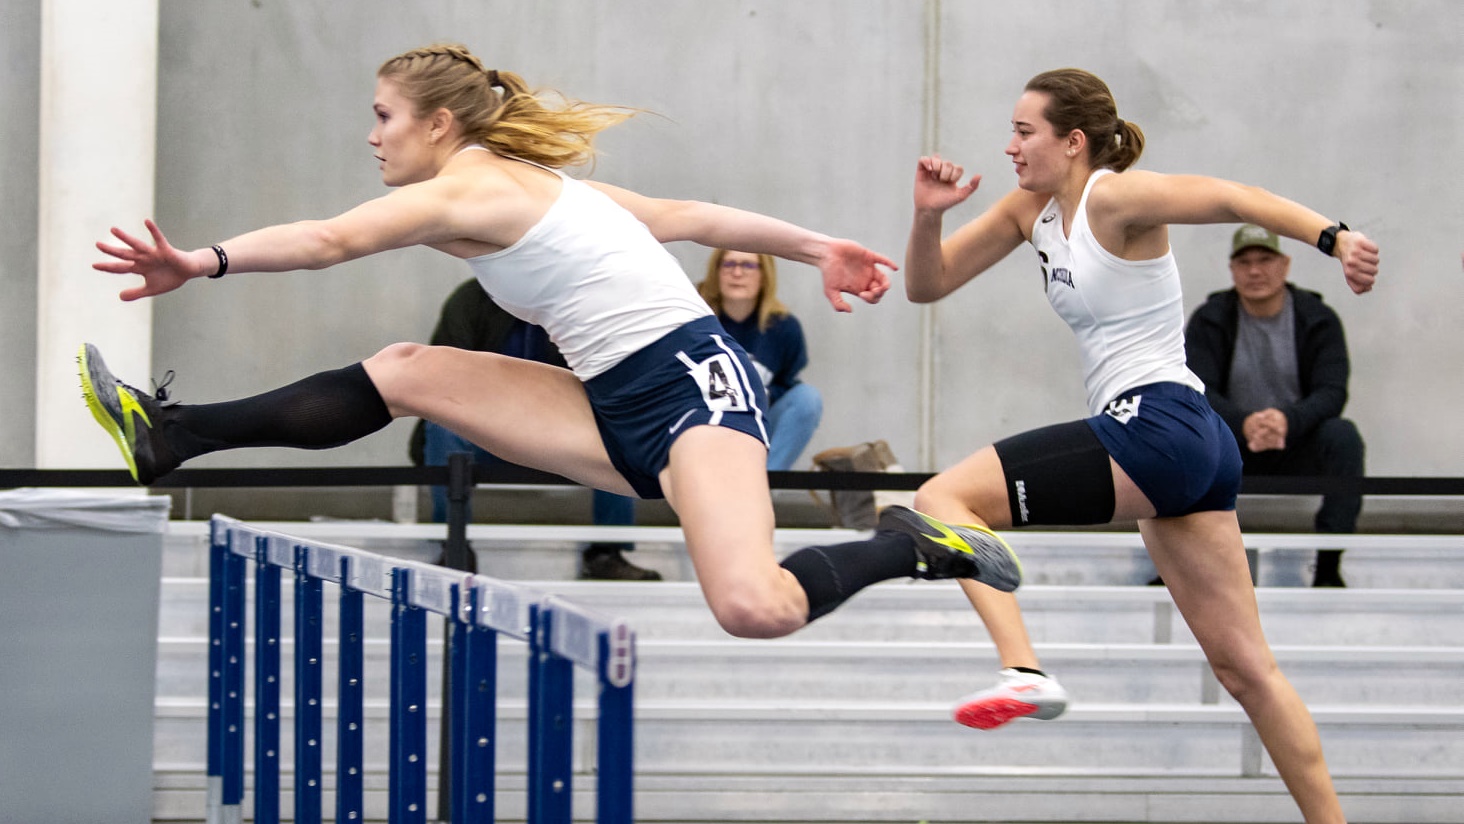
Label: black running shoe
xmin=877 ymin=505 xmax=1022 ymax=592
xmin=77 ymin=343 xmax=179 ymax=485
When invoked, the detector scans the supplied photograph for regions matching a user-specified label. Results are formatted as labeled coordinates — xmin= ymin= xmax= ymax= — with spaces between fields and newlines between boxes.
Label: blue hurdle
xmin=205 ymin=514 xmax=636 ymax=824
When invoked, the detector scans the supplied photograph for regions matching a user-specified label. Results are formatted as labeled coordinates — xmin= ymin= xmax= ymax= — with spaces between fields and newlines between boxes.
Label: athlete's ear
xmin=1065 ymin=129 xmax=1085 ymax=158
xmin=429 ymin=107 xmax=455 ymax=142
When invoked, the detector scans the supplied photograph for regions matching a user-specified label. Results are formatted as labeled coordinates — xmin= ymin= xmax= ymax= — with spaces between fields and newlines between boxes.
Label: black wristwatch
xmin=1316 ymin=222 xmax=1348 ymax=257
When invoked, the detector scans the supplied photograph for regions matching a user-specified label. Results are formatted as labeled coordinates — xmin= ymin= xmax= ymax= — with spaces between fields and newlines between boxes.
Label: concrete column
xmin=36 ymin=0 xmax=158 ymax=468
xmin=916 ymin=0 xmax=941 ymax=471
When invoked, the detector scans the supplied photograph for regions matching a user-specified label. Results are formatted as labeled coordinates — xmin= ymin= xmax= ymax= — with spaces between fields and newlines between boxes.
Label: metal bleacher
xmin=152 ymin=517 xmax=1464 ymax=823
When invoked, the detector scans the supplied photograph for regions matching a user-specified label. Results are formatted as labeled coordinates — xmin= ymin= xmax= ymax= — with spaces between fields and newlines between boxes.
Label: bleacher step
xmin=150 ymin=525 xmax=1464 ymax=822
xmin=149 ymin=769 xmax=1464 ymax=824
xmin=156 ymin=578 xmax=1464 ymax=647
xmin=155 ymin=636 xmax=1464 ymax=707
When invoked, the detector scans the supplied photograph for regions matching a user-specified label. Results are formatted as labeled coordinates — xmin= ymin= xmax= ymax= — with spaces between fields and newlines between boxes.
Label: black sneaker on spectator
xmin=580 ymin=544 xmax=662 ymax=581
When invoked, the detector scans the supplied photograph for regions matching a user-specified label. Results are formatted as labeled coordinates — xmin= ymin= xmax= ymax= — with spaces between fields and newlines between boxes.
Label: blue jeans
xmin=421 ymin=421 xmax=636 ymax=529
xmin=766 ymin=382 xmax=823 ymax=471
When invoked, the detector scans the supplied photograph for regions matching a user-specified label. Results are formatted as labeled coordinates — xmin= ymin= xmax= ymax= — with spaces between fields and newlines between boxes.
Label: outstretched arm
xmin=1092 ymin=171 xmax=1380 ymax=294
xmin=587 ymin=181 xmax=895 ymax=312
xmin=95 ymin=181 xmax=466 ymax=301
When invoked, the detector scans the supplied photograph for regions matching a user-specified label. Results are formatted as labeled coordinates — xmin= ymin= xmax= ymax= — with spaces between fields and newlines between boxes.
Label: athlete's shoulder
xmin=994 ymin=188 xmax=1049 ymax=238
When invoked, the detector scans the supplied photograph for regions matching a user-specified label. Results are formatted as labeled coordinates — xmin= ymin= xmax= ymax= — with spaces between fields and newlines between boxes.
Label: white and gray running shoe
xmin=953 ymin=668 xmax=1069 ymax=730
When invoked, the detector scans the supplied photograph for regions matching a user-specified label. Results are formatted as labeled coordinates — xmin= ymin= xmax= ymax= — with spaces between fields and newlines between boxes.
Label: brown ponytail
xmin=1025 ymin=68 xmax=1145 ymax=172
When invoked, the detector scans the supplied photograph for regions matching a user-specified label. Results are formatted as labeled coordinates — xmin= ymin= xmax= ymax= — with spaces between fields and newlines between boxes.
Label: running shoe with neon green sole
xmin=877 ymin=504 xmax=1022 ymax=592
xmin=78 ymin=343 xmax=178 ymax=485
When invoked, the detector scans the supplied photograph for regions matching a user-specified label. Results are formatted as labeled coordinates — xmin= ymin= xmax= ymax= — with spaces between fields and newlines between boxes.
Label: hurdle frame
xmin=204 ymin=514 xmax=635 ymax=824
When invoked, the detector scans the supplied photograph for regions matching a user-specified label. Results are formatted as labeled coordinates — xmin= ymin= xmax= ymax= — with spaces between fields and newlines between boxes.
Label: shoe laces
xmin=151 ymin=371 xmax=178 ymax=406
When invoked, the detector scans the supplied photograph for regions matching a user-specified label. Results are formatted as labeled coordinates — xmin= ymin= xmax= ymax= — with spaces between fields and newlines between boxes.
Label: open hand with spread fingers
xmin=94 ymin=219 xmax=208 ymax=301
xmin=815 ymin=237 xmax=896 ymax=312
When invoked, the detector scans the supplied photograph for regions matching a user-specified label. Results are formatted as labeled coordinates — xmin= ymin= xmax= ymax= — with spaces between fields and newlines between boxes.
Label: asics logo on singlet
xmin=1104 ymin=394 xmax=1142 ymax=424
xmin=1049 ymin=268 xmax=1073 ymax=288
xmin=1041 ymin=213 xmax=1057 ymax=224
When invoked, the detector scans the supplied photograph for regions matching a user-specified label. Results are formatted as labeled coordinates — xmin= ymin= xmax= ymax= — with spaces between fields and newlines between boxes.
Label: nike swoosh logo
xmin=116 ymin=386 xmax=151 ymax=445
xmin=667 ymin=409 xmax=696 ymax=435
xmin=917 ymin=515 xmax=975 ymax=556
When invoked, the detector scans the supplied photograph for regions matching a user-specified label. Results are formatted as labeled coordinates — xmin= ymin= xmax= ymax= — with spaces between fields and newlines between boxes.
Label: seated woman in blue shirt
xmin=698 ymin=249 xmax=823 ymax=471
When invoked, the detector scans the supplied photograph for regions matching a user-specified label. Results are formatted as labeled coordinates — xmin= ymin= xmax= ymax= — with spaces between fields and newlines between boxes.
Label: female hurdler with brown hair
xmin=82 ymin=44 xmax=1024 ymax=641
xmin=905 ymin=68 xmax=1376 ymax=823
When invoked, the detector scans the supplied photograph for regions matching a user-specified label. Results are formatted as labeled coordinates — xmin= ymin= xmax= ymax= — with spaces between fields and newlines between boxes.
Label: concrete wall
xmin=1 ymin=0 xmax=41 ymax=468
xmin=12 ymin=0 xmax=1464 ymax=479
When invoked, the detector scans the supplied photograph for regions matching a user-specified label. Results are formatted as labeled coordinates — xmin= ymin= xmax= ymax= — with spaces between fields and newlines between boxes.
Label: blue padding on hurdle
xmin=452 ymin=585 xmax=497 ymax=824
xmin=530 ymin=603 xmax=576 ymax=824
xmin=221 ymin=536 xmax=247 ymax=811
xmin=597 ymin=622 xmax=636 ymax=824
xmin=389 ymin=568 xmax=429 ymax=824
xmin=336 ymin=556 xmax=365 ymax=824
xmin=254 ymin=535 xmax=282 ymax=824
xmin=205 ymin=521 xmax=226 ymax=821
xmin=292 ymin=545 xmax=324 ymax=824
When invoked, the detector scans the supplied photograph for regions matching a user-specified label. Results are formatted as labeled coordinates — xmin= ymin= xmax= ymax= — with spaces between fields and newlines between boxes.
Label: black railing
xmin=5 ymin=466 xmax=1464 ymax=496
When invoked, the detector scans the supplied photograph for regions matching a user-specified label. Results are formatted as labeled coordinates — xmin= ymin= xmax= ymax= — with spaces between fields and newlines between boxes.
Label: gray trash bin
xmin=0 ymin=488 xmax=170 ymax=824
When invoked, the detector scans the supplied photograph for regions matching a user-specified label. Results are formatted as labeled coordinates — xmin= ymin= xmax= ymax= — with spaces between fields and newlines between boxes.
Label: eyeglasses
xmin=720 ymin=259 xmax=761 ymax=272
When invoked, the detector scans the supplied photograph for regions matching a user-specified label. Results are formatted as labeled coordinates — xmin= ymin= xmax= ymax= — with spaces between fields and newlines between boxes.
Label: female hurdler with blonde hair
xmin=82 ymin=44 xmax=1024 ymax=641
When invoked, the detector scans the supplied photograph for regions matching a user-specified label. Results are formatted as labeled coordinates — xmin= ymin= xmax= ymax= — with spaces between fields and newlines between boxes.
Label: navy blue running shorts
xmin=1085 ymin=381 xmax=1242 ymax=517
xmin=584 ymin=315 xmax=770 ymax=499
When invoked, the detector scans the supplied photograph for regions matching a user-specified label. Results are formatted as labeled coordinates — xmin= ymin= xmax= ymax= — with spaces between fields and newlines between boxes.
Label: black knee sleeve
xmin=993 ymin=420 xmax=1116 ymax=526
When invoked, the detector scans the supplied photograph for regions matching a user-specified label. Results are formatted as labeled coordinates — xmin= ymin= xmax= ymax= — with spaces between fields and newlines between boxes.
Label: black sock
xmin=780 ymin=532 xmax=917 ymax=622
xmin=1010 ymin=666 xmax=1047 ymax=677
xmin=165 ymin=363 xmax=393 ymax=461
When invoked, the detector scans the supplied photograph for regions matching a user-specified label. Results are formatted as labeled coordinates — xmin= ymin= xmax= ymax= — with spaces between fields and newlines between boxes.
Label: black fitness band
xmin=208 ymin=244 xmax=229 ymax=279
xmin=1316 ymin=223 xmax=1348 ymax=257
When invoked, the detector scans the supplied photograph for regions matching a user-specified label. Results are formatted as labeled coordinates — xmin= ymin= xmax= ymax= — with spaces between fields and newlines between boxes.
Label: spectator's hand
xmin=816 ymin=238 xmax=895 ymax=312
xmin=1243 ymin=409 xmax=1287 ymax=452
xmin=914 ymin=155 xmax=982 ymax=215
xmin=1335 ymin=230 xmax=1379 ymax=295
xmin=94 ymin=219 xmax=205 ymax=301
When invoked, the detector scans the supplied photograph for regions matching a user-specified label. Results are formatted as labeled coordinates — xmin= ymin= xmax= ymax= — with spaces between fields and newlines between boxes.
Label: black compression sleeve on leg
xmin=780 ymin=531 xmax=917 ymax=622
xmin=166 ymin=363 xmax=394 ymax=460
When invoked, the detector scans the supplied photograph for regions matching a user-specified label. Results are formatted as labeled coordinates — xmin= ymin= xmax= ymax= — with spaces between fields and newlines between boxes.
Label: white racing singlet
xmin=1030 ymin=168 xmax=1203 ymax=415
xmin=464 ymin=155 xmax=711 ymax=379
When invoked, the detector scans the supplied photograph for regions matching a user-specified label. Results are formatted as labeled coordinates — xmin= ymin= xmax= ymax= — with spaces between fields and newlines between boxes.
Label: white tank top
xmin=464 ymin=158 xmax=711 ymax=379
xmin=1030 ymin=169 xmax=1203 ymax=415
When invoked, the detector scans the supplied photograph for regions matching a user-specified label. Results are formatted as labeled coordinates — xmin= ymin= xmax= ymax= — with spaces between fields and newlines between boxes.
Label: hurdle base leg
xmin=206 ymin=776 xmax=222 ymax=824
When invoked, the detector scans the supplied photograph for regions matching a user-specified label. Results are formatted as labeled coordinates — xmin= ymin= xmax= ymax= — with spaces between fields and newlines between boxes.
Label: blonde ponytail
xmin=378 ymin=43 xmax=638 ymax=168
